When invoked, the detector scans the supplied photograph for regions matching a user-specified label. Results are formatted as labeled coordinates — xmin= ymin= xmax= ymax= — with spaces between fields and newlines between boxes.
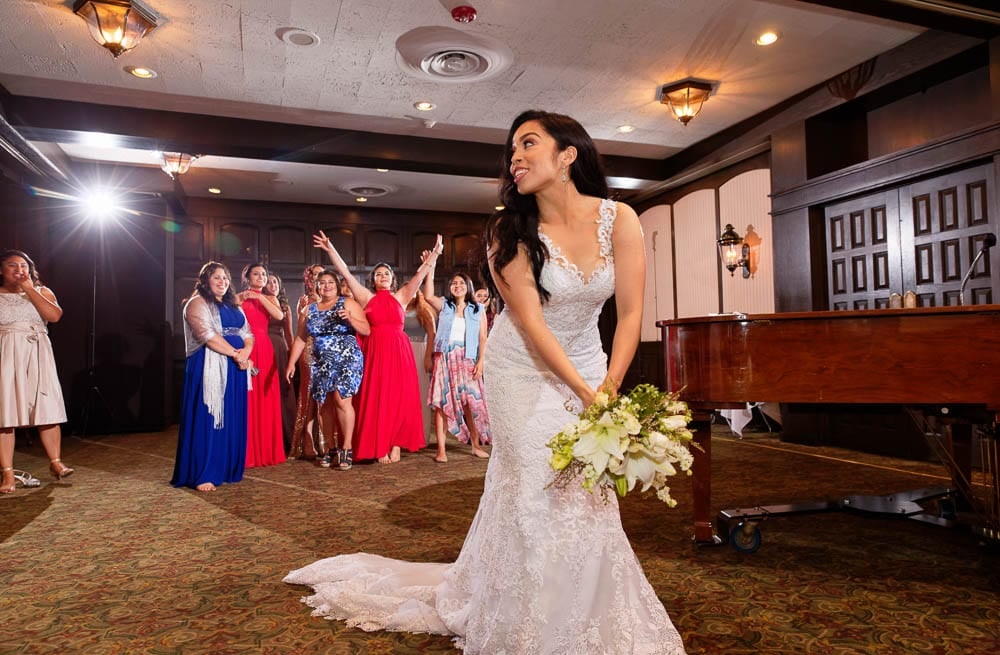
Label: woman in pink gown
xmin=239 ymin=263 xmax=286 ymax=468
xmin=313 ymin=234 xmax=442 ymax=463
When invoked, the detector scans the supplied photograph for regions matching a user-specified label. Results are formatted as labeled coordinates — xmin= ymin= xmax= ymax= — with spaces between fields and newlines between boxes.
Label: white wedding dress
xmin=285 ymin=199 xmax=687 ymax=654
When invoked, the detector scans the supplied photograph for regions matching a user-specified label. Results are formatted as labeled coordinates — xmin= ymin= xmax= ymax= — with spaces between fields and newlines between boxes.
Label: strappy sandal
xmin=50 ymin=459 xmax=74 ymax=480
xmin=338 ymin=449 xmax=353 ymax=470
xmin=14 ymin=470 xmax=41 ymax=488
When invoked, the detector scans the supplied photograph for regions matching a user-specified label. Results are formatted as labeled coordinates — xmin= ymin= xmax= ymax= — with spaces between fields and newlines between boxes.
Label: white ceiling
xmin=0 ymin=0 xmax=925 ymax=213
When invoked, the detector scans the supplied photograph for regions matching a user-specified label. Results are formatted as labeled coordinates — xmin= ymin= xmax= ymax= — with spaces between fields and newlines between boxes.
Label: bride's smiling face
xmin=510 ymin=120 xmax=568 ymax=195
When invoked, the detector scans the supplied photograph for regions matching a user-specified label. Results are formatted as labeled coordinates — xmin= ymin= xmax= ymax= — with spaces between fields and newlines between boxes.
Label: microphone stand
xmin=959 ymin=233 xmax=997 ymax=306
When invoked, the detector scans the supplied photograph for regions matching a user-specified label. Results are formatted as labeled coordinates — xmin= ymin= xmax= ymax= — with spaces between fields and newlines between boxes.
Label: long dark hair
xmin=193 ymin=261 xmax=238 ymax=307
xmin=482 ymin=110 xmax=609 ymax=303
xmin=0 ymin=249 xmax=42 ymax=287
xmin=444 ymin=272 xmax=479 ymax=314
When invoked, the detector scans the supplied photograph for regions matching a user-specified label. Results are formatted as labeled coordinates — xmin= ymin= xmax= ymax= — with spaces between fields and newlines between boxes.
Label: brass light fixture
xmin=160 ymin=152 xmax=196 ymax=179
xmin=717 ymin=224 xmax=750 ymax=278
xmin=73 ymin=0 xmax=159 ymax=58
xmin=659 ymin=80 xmax=714 ymax=126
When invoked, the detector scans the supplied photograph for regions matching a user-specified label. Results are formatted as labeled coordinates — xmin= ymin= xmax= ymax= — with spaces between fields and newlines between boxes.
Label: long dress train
xmin=285 ymin=199 xmax=686 ymax=654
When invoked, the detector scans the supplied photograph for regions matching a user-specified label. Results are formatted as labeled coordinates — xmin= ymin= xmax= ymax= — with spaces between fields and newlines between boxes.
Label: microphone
xmin=959 ymin=233 xmax=996 ymax=305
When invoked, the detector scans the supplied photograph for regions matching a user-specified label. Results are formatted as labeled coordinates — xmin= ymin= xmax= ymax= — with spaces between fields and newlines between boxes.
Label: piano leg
xmin=691 ymin=411 xmax=722 ymax=545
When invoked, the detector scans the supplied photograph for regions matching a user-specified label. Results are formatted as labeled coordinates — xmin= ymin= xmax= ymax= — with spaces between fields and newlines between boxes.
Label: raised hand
xmin=313 ymin=231 xmax=335 ymax=254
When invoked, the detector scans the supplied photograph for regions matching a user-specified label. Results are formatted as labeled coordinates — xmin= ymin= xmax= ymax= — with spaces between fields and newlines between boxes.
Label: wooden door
xmin=824 ymin=191 xmax=901 ymax=310
xmin=899 ymin=163 xmax=997 ymax=307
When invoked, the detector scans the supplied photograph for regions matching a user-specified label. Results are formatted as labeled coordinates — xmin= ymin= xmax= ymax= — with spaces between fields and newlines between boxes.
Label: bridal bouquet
xmin=546 ymin=384 xmax=698 ymax=507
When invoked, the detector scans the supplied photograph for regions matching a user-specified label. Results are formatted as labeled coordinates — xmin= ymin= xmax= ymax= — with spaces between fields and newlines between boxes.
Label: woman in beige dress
xmin=0 ymin=249 xmax=73 ymax=493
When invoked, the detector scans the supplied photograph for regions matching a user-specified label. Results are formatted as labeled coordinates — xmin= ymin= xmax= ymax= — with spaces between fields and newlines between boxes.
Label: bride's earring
xmin=560 ymin=166 xmax=568 ymax=184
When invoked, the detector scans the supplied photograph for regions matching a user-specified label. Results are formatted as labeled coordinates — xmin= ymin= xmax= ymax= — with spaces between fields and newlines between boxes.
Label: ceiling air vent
xmin=396 ymin=27 xmax=512 ymax=83
xmin=339 ymin=183 xmax=394 ymax=198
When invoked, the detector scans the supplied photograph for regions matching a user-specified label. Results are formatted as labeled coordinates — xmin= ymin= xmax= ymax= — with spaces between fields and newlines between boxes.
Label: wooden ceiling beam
xmin=793 ymin=0 xmax=999 ymax=39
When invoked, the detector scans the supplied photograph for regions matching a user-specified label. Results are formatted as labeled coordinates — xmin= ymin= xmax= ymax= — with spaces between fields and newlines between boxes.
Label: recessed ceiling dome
xmin=338 ymin=183 xmax=395 ymax=198
xmin=396 ymin=26 xmax=513 ymax=83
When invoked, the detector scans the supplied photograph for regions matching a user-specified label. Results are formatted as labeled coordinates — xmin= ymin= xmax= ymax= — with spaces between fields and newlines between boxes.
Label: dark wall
xmin=1 ymin=180 xmax=170 ymax=435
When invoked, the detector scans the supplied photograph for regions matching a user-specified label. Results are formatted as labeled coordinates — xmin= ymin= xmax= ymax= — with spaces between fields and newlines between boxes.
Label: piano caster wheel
xmin=729 ymin=521 xmax=762 ymax=554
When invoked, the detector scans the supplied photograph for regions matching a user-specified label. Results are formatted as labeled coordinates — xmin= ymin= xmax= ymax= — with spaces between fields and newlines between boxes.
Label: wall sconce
xmin=717 ymin=224 xmax=750 ymax=278
xmin=160 ymin=152 xmax=197 ymax=179
xmin=73 ymin=0 xmax=159 ymax=59
xmin=659 ymin=80 xmax=714 ymax=126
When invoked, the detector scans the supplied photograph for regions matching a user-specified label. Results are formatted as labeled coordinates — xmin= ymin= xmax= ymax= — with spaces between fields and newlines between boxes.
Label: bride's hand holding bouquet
xmin=547 ymin=383 xmax=699 ymax=507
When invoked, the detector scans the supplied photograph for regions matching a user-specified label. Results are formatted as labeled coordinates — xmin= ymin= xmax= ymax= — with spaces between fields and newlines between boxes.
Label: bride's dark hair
xmin=482 ymin=110 xmax=609 ymax=304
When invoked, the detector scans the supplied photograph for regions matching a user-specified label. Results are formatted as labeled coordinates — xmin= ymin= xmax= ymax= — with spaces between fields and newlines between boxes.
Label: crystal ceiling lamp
xmin=73 ymin=0 xmax=159 ymax=59
xmin=160 ymin=152 xmax=197 ymax=179
xmin=659 ymin=80 xmax=714 ymax=126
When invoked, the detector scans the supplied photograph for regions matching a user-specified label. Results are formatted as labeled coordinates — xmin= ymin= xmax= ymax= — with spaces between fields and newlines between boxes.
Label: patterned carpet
xmin=1 ymin=425 xmax=998 ymax=655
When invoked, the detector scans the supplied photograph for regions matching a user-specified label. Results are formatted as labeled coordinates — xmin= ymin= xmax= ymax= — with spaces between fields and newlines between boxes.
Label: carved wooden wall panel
xmin=824 ymin=163 xmax=997 ymax=310
xmin=899 ymin=163 xmax=997 ymax=307
xmin=267 ymin=225 xmax=306 ymax=264
xmin=364 ymin=228 xmax=400 ymax=267
xmin=824 ymin=191 xmax=900 ymax=310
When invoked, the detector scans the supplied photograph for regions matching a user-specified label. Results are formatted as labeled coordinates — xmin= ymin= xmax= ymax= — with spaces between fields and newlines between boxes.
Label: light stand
xmin=76 ymin=210 xmax=114 ymax=436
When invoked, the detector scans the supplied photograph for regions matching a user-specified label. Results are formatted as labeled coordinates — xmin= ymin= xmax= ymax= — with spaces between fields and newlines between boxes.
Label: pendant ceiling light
xmin=659 ymin=80 xmax=714 ymax=126
xmin=73 ymin=0 xmax=159 ymax=58
xmin=161 ymin=152 xmax=197 ymax=179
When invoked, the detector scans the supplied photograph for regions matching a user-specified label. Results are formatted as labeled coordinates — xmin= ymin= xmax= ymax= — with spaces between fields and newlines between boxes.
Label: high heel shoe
xmin=1 ymin=467 xmax=14 ymax=493
xmin=49 ymin=459 xmax=74 ymax=480
xmin=338 ymin=449 xmax=353 ymax=470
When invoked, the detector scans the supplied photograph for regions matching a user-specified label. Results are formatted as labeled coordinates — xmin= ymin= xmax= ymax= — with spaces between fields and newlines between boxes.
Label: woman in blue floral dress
xmin=286 ymin=270 xmax=368 ymax=470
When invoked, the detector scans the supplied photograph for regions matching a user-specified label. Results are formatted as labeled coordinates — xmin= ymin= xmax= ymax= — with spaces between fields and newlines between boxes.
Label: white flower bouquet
xmin=546 ymin=384 xmax=699 ymax=506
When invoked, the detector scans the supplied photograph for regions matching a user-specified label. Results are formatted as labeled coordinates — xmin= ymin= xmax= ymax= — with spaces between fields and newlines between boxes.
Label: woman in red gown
xmin=314 ymin=232 xmax=442 ymax=463
xmin=239 ymin=263 xmax=286 ymax=467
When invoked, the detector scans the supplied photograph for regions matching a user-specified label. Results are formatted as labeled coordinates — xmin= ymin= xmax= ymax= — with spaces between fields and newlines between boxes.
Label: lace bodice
xmin=0 ymin=291 xmax=47 ymax=327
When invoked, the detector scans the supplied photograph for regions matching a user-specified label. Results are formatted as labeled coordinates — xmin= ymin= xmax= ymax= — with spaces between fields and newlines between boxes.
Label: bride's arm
xmin=600 ymin=203 xmax=645 ymax=394
xmin=488 ymin=241 xmax=595 ymax=407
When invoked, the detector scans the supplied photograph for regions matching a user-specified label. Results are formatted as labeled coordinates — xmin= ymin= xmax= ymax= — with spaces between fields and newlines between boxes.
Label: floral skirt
xmin=428 ymin=345 xmax=491 ymax=444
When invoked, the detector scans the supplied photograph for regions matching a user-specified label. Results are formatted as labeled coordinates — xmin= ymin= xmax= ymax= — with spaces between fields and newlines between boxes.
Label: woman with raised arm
xmin=0 ymin=249 xmax=72 ymax=493
xmin=422 ymin=270 xmax=491 ymax=462
xmin=286 ymin=270 xmax=368 ymax=470
xmin=312 ymin=233 xmax=442 ymax=463
xmin=286 ymin=111 xmax=687 ymax=653
xmin=239 ymin=263 xmax=286 ymax=468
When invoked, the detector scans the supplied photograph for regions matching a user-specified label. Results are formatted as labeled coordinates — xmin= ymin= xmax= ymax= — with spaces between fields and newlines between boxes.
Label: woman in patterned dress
xmin=312 ymin=235 xmax=442 ymax=464
xmin=289 ymin=264 xmax=327 ymax=461
xmin=0 ymin=249 xmax=72 ymax=493
xmin=423 ymin=271 xmax=491 ymax=462
xmin=286 ymin=270 xmax=368 ymax=470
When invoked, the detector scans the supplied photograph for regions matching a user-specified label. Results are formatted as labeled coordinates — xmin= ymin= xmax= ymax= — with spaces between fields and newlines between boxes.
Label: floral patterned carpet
xmin=1 ymin=425 xmax=998 ymax=654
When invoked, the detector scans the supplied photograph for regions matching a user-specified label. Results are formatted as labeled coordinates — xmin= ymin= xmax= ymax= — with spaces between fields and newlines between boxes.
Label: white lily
xmin=572 ymin=411 xmax=627 ymax=473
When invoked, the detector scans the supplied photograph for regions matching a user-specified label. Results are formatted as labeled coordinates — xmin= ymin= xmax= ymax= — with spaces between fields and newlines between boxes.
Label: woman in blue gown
xmin=171 ymin=262 xmax=255 ymax=492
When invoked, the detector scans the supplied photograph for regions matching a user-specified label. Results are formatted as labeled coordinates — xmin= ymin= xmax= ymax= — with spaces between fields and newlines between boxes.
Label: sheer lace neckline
xmin=538 ymin=198 xmax=616 ymax=284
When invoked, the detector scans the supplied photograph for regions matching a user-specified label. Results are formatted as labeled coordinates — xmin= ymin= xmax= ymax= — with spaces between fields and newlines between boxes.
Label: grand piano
xmin=657 ymin=306 xmax=1000 ymax=550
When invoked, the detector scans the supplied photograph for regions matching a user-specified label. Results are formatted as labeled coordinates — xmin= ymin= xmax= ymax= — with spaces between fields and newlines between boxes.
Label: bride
xmin=285 ymin=110 xmax=687 ymax=654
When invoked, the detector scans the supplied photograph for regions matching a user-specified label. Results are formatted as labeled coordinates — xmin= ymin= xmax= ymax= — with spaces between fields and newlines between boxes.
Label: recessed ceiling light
xmin=755 ymin=31 xmax=780 ymax=46
xmin=355 ymin=196 xmax=368 ymax=203
xmin=616 ymin=125 xmax=635 ymax=134
xmin=494 ymin=205 xmax=505 ymax=211
xmin=277 ymin=27 xmax=321 ymax=47
xmin=125 ymin=65 xmax=157 ymax=79
xmin=208 ymin=187 xmax=222 ymax=194
xmin=376 ymin=168 xmax=389 ymax=172
xmin=414 ymin=101 xmax=435 ymax=111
